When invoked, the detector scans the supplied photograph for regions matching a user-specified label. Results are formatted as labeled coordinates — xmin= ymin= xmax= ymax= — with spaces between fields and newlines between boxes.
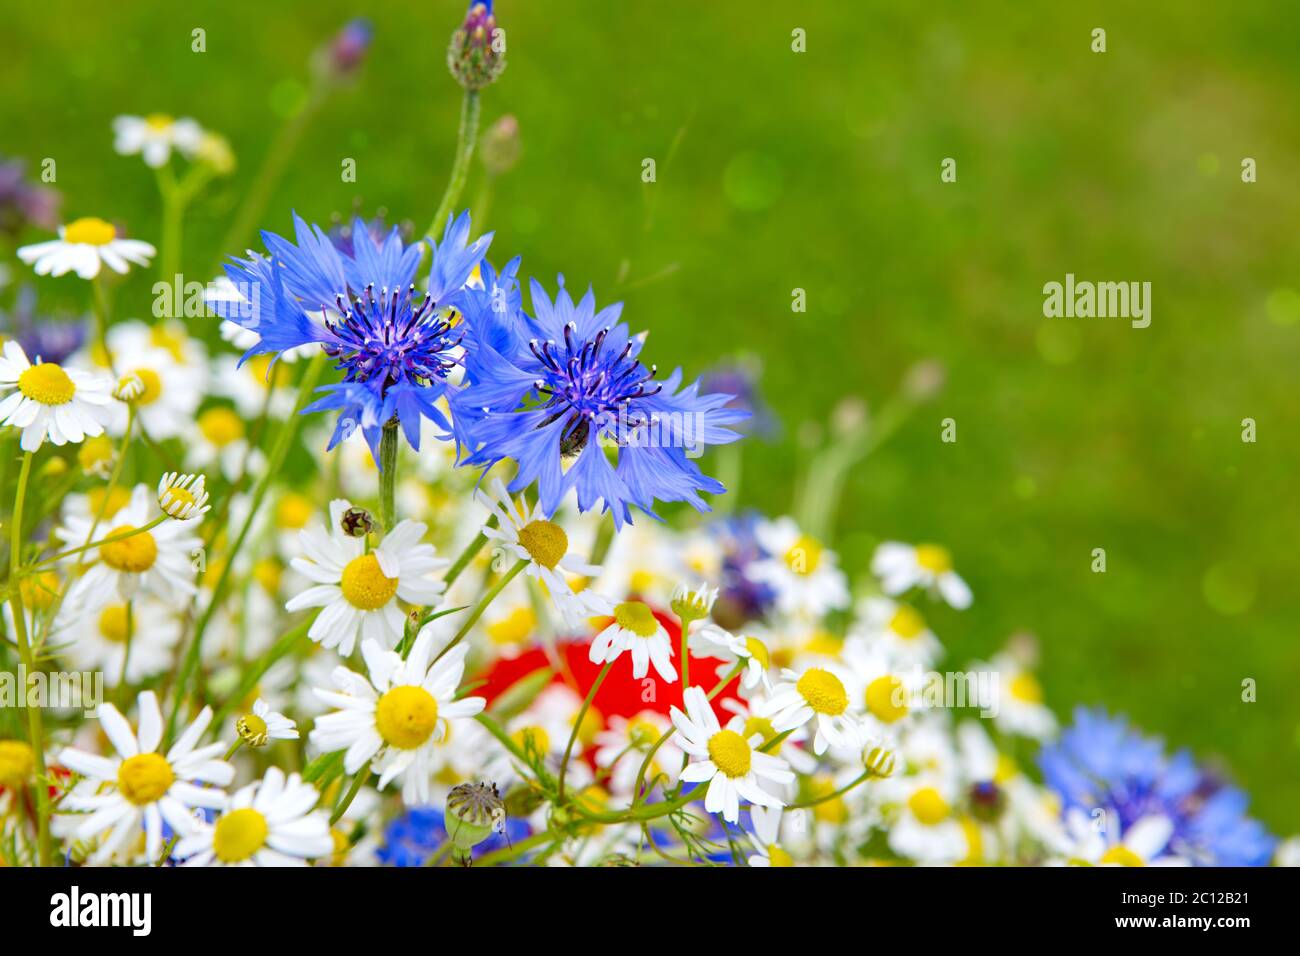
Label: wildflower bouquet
xmin=0 ymin=3 xmax=1289 ymax=873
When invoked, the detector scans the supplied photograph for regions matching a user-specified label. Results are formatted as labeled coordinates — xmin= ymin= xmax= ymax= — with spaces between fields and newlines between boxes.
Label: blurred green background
xmin=5 ymin=1 xmax=1298 ymax=830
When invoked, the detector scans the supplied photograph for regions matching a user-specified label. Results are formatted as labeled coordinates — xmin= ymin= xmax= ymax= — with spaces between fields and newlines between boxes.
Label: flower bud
xmin=314 ymin=18 xmax=373 ymax=84
xmin=480 ymin=114 xmax=521 ymax=175
xmin=113 ymin=372 xmax=145 ymax=403
xmin=447 ymin=2 xmax=507 ymax=91
xmin=445 ymin=781 xmax=504 ymax=859
xmin=340 ymin=506 xmax=374 ymax=538
xmin=670 ymin=581 xmax=718 ymax=628
xmin=236 ymin=713 xmax=269 ymax=748
xmin=863 ymin=745 xmax=896 ymax=778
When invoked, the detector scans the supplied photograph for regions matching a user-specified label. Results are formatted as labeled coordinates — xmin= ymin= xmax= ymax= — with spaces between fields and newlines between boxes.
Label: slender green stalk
xmin=116 ymin=600 xmax=134 ymax=706
xmin=425 ymin=89 xmax=481 ymax=239
xmin=165 ymin=354 xmax=325 ymax=746
xmin=7 ymin=451 xmax=50 ymax=866
xmin=378 ymin=420 xmax=398 ymax=532
xmin=156 ymin=165 xmax=183 ymax=282
xmin=443 ymin=515 xmax=497 ymax=588
xmin=90 ymin=276 xmax=113 ymax=372
xmin=433 ymin=558 xmax=527 ymax=663
xmin=330 ymin=768 xmax=368 ymax=826
xmin=556 ymin=660 xmax=613 ymax=803
xmin=786 ymin=770 xmax=871 ymax=810
xmin=209 ymin=617 xmax=312 ymax=733
xmin=29 ymin=515 xmax=166 ymax=570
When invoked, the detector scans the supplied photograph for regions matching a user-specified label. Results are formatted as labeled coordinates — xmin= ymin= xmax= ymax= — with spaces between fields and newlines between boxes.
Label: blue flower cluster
xmin=218 ymin=210 xmax=747 ymax=524
xmin=1039 ymin=707 xmax=1275 ymax=866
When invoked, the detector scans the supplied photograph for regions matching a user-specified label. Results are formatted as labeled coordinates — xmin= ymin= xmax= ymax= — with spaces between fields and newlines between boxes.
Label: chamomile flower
xmin=670 ymin=685 xmax=793 ymax=824
xmin=0 ymin=341 xmax=112 ymax=451
xmin=1057 ymin=809 xmax=1185 ymax=867
xmin=853 ymin=597 xmax=943 ymax=668
xmin=888 ymin=777 xmax=970 ymax=864
xmin=747 ymin=805 xmax=794 ymax=867
xmin=237 ymin=699 xmax=299 ymax=747
xmin=17 ymin=217 xmax=156 ymax=279
xmin=760 ymin=663 xmax=864 ymax=755
xmin=286 ymin=499 xmax=447 ymax=655
xmin=749 ymin=517 xmax=850 ymax=617
xmin=589 ymin=600 xmax=678 ymax=683
xmin=594 ymin=711 xmax=683 ymax=797
xmin=689 ymin=623 xmax=772 ymax=692
xmin=157 ymin=472 xmax=211 ymax=520
xmin=54 ymin=597 xmax=181 ymax=686
xmin=986 ymin=653 xmax=1056 ymax=740
xmin=840 ymin=637 xmax=925 ymax=735
xmin=58 ymin=483 xmax=202 ymax=604
xmin=173 ymin=767 xmax=332 ymax=866
xmin=56 ymin=691 xmax=233 ymax=864
xmin=476 ymin=477 xmax=612 ymax=625
xmin=94 ymin=323 xmax=205 ymax=440
xmin=872 ymin=541 xmax=972 ymax=610
xmin=112 ymin=114 xmax=203 ymax=168
xmin=309 ymin=631 xmax=486 ymax=805
xmin=186 ymin=405 xmax=264 ymax=480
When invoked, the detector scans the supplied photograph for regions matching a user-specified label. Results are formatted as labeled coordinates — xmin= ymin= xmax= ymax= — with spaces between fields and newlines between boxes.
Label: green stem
xmin=786 ymin=770 xmax=871 ymax=810
xmin=425 ymin=89 xmax=481 ymax=239
xmin=378 ymin=420 xmax=398 ymax=532
xmin=30 ymin=515 xmax=167 ymax=570
xmin=6 ymin=451 xmax=50 ymax=866
xmin=165 ymin=354 xmax=325 ymax=746
xmin=556 ymin=661 xmax=613 ymax=803
xmin=433 ymin=558 xmax=527 ymax=663
xmin=443 ymin=515 xmax=497 ymax=588
xmin=329 ymin=768 xmax=368 ymax=826
xmin=156 ymin=165 xmax=184 ymax=282
xmin=90 ymin=276 xmax=113 ymax=372
xmin=209 ymin=617 xmax=312 ymax=734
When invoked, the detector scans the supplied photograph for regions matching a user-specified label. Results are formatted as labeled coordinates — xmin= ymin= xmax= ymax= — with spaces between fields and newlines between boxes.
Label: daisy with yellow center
xmin=854 ymin=597 xmax=943 ymax=668
xmin=236 ymin=698 xmax=298 ymax=747
xmin=888 ymin=778 xmax=971 ymax=864
xmin=670 ymin=686 xmax=793 ymax=824
xmin=0 ymin=341 xmax=112 ymax=452
xmin=187 ymin=404 xmax=264 ymax=480
xmin=17 ymin=217 xmax=156 ymax=279
xmin=872 ymin=541 xmax=973 ymax=610
xmin=589 ymin=600 xmax=678 ymax=684
xmin=476 ymin=477 xmax=613 ymax=626
xmin=53 ymin=596 xmax=181 ymax=686
xmin=1059 ymin=809 xmax=1182 ymax=867
xmin=688 ymin=623 xmax=774 ymax=692
xmin=751 ymin=516 xmax=850 ymax=617
xmin=57 ymin=483 xmax=203 ymax=603
xmin=173 ymin=767 xmax=332 ymax=867
xmin=593 ymin=711 xmax=685 ymax=798
xmin=760 ymin=663 xmax=864 ymax=755
xmin=746 ymin=805 xmax=794 ymax=867
xmin=985 ymin=651 xmax=1057 ymax=740
xmin=112 ymin=113 xmax=204 ymax=168
xmin=157 ymin=471 xmax=211 ymax=520
xmin=286 ymin=498 xmax=447 ymax=656
xmin=56 ymin=691 xmax=233 ymax=864
xmin=309 ymin=630 xmax=486 ymax=805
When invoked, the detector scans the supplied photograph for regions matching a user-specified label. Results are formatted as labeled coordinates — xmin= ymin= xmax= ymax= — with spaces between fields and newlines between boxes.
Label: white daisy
xmin=53 ymin=596 xmax=182 ymax=686
xmin=688 ymin=623 xmax=772 ymax=693
xmin=888 ymin=777 xmax=970 ymax=864
xmin=0 ymin=341 xmax=112 ymax=452
xmin=852 ymin=597 xmax=943 ymax=668
xmin=746 ymin=805 xmax=794 ymax=867
xmin=58 ymin=483 xmax=202 ymax=604
xmin=97 ymin=321 xmax=208 ymax=439
xmin=839 ymin=636 xmax=925 ymax=736
xmin=237 ymin=698 xmax=299 ymax=747
xmin=17 ymin=217 xmax=156 ymax=279
xmin=56 ymin=691 xmax=233 ymax=864
xmin=986 ymin=653 xmax=1057 ymax=740
xmin=286 ymin=499 xmax=447 ymax=655
xmin=173 ymin=767 xmax=332 ymax=866
xmin=759 ymin=663 xmax=864 ymax=755
xmin=749 ymin=516 xmax=850 ymax=617
xmin=157 ymin=471 xmax=211 ymax=520
xmin=670 ymin=685 xmax=793 ymax=824
xmin=1058 ymin=809 xmax=1186 ymax=867
xmin=872 ymin=541 xmax=973 ymax=610
xmin=112 ymin=114 xmax=203 ymax=168
xmin=593 ymin=711 xmax=683 ymax=798
xmin=309 ymin=630 xmax=486 ymax=805
xmin=588 ymin=600 xmax=678 ymax=684
xmin=477 ymin=477 xmax=612 ymax=625
xmin=186 ymin=404 xmax=265 ymax=480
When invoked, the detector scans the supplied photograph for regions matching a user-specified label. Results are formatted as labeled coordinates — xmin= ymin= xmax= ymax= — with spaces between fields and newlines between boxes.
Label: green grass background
xmin=5 ymin=1 xmax=1299 ymax=832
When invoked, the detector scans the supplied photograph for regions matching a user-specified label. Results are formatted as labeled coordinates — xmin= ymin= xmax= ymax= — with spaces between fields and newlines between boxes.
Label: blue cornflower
xmin=455 ymin=276 xmax=749 ymax=525
xmin=215 ymin=210 xmax=491 ymax=463
xmin=1040 ymin=707 xmax=1276 ymax=866
xmin=376 ymin=805 xmax=528 ymax=867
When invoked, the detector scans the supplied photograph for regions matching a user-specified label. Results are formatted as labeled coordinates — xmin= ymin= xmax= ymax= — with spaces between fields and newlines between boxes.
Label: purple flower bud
xmin=447 ymin=2 xmax=507 ymax=91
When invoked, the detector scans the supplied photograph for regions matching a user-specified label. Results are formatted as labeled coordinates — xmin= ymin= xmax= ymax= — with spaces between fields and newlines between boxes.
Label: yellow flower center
xmin=1100 ymin=845 xmax=1145 ymax=867
xmin=915 ymin=544 xmax=953 ymax=574
xmin=908 ymin=786 xmax=951 ymax=826
xmin=707 ymin=729 xmax=752 ymax=778
xmin=253 ymin=558 xmax=282 ymax=595
xmin=149 ymin=323 xmax=188 ymax=361
xmin=516 ymin=519 xmax=568 ymax=569
xmin=19 ymin=572 xmax=60 ymax=612
xmin=78 ymin=434 xmax=114 ymax=472
xmin=796 ymin=667 xmax=848 ymax=716
xmin=97 ymin=605 xmax=131 ymax=643
xmin=117 ymin=752 xmax=174 ymax=806
xmin=742 ymin=715 xmax=777 ymax=744
xmin=486 ymin=606 xmax=536 ymax=645
xmin=100 ymin=525 xmax=159 ymax=573
xmin=865 ymin=675 xmax=909 ymax=723
xmin=511 ymin=725 xmax=551 ymax=754
xmin=17 ymin=363 xmax=76 ymax=405
xmin=783 ymin=534 xmax=823 ymax=574
xmin=743 ymin=636 xmax=770 ymax=669
xmin=275 ymin=493 xmax=313 ymax=529
xmin=88 ymin=486 xmax=131 ymax=520
xmin=888 ymin=604 xmax=926 ymax=639
xmin=767 ymin=844 xmax=794 ymax=867
xmin=0 ymin=740 xmax=36 ymax=789
xmin=130 ymin=367 xmax=163 ymax=405
xmin=613 ymin=601 xmax=659 ymax=638
xmin=340 ymin=554 xmax=398 ymax=610
xmin=629 ymin=569 xmax=658 ymax=594
xmin=63 ymin=216 xmax=117 ymax=246
xmin=198 ymin=407 xmax=245 ymax=446
xmin=145 ymin=113 xmax=174 ymax=130
xmin=213 ymin=808 xmax=269 ymax=863
xmin=1009 ymin=672 xmax=1044 ymax=704
xmin=163 ymin=484 xmax=197 ymax=511
xmin=374 ymin=685 xmax=439 ymax=750
xmin=236 ymin=713 xmax=269 ymax=746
